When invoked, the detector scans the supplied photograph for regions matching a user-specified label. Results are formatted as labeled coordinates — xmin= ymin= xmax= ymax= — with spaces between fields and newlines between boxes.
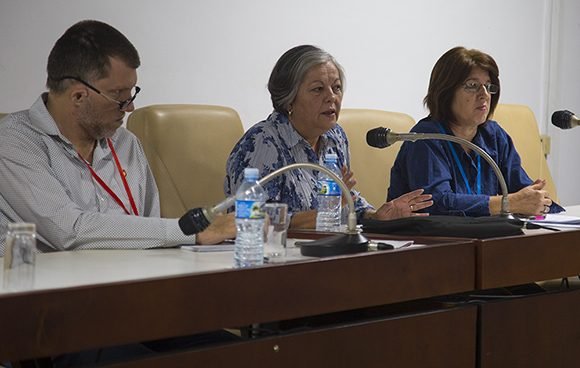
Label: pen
xmin=368 ymin=241 xmax=395 ymax=251
xmin=377 ymin=242 xmax=395 ymax=250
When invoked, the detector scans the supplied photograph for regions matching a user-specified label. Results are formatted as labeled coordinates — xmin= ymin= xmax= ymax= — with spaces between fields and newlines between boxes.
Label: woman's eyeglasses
xmin=462 ymin=80 xmax=499 ymax=95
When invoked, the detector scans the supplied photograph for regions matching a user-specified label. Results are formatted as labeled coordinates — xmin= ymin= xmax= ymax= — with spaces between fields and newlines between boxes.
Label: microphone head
xmin=551 ymin=110 xmax=575 ymax=129
xmin=366 ymin=127 xmax=392 ymax=148
xmin=178 ymin=207 xmax=211 ymax=235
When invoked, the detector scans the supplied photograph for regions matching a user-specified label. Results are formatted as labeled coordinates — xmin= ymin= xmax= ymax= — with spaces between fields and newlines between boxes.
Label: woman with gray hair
xmin=224 ymin=45 xmax=432 ymax=228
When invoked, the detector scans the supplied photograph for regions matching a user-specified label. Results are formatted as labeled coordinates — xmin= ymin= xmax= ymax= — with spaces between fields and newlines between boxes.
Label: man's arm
xmin=0 ymin=129 xmax=198 ymax=251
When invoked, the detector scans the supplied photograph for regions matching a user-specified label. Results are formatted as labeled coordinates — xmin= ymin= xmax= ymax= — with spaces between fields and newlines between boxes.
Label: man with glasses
xmin=0 ymin=19 xmax=239 ymax=368
xmin=0 ymin=20 xmax=235 ymax=256
xmin=387 ymin=46 xmax=563 ymax=216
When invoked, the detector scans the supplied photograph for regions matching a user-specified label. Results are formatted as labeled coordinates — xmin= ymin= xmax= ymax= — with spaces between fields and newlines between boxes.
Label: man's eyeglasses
xmin=58 ymin=76 xmax=141 ymax=111
xmin=462 ymin=80 xmax=499 ymax=95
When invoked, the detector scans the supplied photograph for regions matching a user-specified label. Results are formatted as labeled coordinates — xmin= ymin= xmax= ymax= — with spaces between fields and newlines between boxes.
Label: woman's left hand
xmin=371 ymin=189 xmax=433 ymax=220
xmin=340 ymin=166 xmax=357 ymax=205
xmin=341 ymin=166 xmax=356 ymax=191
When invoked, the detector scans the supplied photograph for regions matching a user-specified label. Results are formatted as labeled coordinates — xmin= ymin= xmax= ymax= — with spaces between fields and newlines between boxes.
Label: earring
xmin=288 ymin=105 xmax=293 ymax=117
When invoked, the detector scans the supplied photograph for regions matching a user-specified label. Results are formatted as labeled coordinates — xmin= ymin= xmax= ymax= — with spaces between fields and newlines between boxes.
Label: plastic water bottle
xmin=316 ymin=153 xmax=342 ymax=232
xmin=234 ymin=168 xmax=267 ymax=267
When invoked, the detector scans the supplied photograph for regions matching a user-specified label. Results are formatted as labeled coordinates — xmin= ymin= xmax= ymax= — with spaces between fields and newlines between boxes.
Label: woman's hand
xmin=340 ymin=166 xmax=357 ymax=205
xmin=368 ymin=189 xmax=433 ymax=221
xmin=507 ymin=179 xmax=553 ymax=216
xmin=341 ymin=166 xmax=356 ymax=191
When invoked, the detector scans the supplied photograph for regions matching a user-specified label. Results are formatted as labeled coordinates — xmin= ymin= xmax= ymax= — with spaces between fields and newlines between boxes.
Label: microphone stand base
xmin=499 ymin=212 xmax=525 ymax=227
xmin=300 ymin=232 xmax=370 ymax=257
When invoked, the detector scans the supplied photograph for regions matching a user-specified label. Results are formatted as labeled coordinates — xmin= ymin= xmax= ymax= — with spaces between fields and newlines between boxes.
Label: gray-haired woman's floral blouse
xmin=224 ymin=111 xmax=373 ymax=220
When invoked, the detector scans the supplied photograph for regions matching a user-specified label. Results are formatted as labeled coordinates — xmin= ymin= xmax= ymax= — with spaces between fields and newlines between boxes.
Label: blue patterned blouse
xmin=224 ymin=112 xmax=373 ymax=220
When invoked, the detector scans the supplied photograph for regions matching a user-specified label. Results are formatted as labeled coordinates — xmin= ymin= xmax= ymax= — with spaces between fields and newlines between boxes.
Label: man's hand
xmin=196 ymin=212 xmax=236 ymax=245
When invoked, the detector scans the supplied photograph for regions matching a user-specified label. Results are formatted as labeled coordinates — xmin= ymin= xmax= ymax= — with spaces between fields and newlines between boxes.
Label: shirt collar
xmin=438 ymin=120 xmax=496 ymax=160
xmin=438 ymin=120 xmax=489 ymax=140
xmin=29 ymin=93 xmax=118 ymax=151
xmin=270 ymin=111 xmax=303 ymax=148
xmin=28 ymin=93 xmax=65 ymax=139
xmin=269 ymin=111 xmax=332 ymax=155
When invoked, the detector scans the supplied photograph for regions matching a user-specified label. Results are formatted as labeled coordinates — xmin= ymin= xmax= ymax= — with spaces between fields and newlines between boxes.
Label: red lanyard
xmin=78 ymin=138 xmax=139 ymax=216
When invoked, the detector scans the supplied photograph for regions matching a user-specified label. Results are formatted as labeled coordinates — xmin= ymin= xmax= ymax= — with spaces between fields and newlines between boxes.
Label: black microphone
xmin=366 ymin=127 xmax=398 ymax=148
xmin=179 ymin=208 xmax=211 ymax=235
xmin=551 ymin=110 xmax=580 ymax=129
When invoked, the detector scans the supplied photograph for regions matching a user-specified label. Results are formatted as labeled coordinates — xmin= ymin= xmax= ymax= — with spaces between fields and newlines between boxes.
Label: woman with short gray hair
xmin=268 ymin=45 xmax=345 ymax=115
xmin=224 ymin=45 xmax=432 ymax=228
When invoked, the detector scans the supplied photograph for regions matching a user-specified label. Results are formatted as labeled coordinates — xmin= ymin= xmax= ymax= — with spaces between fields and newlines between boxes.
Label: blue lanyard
xmin=438 ymin=123 xmax=481 ymax=195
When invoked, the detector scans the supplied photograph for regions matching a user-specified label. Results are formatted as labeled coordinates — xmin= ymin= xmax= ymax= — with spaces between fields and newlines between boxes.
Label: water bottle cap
xmin=324 ymin=153 xmax=338 ymax=162
xmin=244 ymin=167 xmax=260 ymax=180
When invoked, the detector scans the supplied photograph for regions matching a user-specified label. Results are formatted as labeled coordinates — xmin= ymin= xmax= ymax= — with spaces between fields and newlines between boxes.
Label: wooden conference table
xmin=0 ymin=234 xmax=477 ymax=367
xmin=476 ymin=216 xmax=580 ymax=367
xmin=2 ymin=224 xmax=580 ymax=367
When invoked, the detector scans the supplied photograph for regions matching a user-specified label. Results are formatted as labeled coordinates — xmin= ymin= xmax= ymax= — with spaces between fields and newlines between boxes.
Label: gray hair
xmin=268 ymin=45 xmax=345 ymax=115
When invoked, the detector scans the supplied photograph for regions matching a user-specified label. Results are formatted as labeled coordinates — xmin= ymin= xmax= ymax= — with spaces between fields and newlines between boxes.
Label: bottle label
xmin=318 ymin=179 xmax=341 ymax=196
xmin=235 ymin=200 xmax=265 ymax=219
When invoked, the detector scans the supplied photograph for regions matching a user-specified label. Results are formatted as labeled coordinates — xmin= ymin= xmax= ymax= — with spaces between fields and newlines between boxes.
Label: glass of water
xmin=263 ymin=203 xmax=289 ymax=261
xmin=3 ymin=223 xmax=36 ymax=290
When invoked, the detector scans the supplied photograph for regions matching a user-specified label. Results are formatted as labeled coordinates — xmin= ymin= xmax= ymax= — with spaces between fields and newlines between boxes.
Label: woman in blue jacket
xmin=388 ymin=46 xmax=563 ymax=217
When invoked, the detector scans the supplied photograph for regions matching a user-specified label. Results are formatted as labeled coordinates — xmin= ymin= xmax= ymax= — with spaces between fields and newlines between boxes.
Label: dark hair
xmin=268 ymin=45 xmax=345 ymax=115
xmin=46 ymin=20 xmax=140 ymax=93
xmin=424 ymin=46 xmax=500 ymax=122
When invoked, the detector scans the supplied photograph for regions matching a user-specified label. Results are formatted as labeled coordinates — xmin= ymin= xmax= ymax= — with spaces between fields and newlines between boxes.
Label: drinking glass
xmin=3 ymin=223 xmax=36 ymax=290
xmin=263 ymin=203 xmax=289 ymax=261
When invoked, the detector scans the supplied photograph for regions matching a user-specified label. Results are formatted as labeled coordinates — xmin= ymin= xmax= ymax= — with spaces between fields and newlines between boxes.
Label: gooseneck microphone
xmin=366 ymin=127 xmax=513 ymax=217
xmin=179 ymin=162 xmax=369 ymax=257
xmin=551 ymin=110 xmax=580 ymax=129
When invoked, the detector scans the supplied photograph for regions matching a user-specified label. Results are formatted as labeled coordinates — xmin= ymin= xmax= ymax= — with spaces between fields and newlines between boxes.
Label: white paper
xmin=181 ymin=244 xmax=235 ymax=252
xmin=529 ymin=213 xmax=580 ymax=227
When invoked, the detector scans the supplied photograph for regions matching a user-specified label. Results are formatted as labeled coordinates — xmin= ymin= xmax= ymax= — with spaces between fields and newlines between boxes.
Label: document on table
xmin=181 ymin=238 xmax=418 ymax=253
xmin=529 ymin=214 xmax=580 ymax=228
xmin=181 ymin=243 xmax=235 ymax=252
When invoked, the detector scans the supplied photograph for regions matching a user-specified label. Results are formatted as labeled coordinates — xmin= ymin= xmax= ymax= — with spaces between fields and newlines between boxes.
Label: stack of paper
xmin=529 ymin=214 xmax=580 ymax=228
